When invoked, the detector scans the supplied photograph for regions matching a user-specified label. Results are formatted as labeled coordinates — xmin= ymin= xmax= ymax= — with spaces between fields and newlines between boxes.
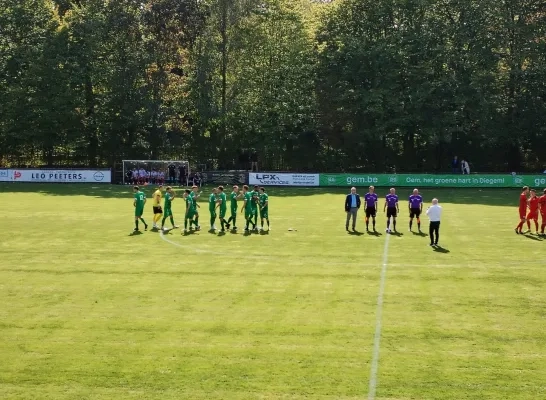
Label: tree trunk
xmin=84 ymin=70 xmax=98 ymax=167
xmin=220 ymin=0 xmax=228 ymax=165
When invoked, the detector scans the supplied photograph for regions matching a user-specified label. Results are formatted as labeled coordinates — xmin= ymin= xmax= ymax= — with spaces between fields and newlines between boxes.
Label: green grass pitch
xmin=0 ymin=184 xmax=545 ymax=400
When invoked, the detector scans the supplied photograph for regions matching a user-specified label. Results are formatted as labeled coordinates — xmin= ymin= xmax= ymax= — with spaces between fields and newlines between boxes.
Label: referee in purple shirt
xmin=383 ymin=188 xmax=399 ymax=233
xmin=408 ymin=188 xmax=423 ymax=232
xmin=364 ymin=186 xmax=378 ymax=232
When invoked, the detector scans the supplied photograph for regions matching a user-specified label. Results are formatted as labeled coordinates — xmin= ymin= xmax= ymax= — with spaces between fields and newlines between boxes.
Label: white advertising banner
xmin=0 ymin=169 xmax=10 ymax=182
xmin=2 ymin=169 xmax=111 ymax=183
xmin=248 ymin=173 xmax=319 ymax=186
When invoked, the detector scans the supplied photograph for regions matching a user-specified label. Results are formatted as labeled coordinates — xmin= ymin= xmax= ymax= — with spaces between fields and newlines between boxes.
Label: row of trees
xmin=1 ymin=0 xmax=545 ymax=172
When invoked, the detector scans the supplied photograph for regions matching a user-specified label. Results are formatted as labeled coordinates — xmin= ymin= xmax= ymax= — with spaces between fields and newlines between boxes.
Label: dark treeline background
xmin=1 ymin=0 xmax=545 ymax=173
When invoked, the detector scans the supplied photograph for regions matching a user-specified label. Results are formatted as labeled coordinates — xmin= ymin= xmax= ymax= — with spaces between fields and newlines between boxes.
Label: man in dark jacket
xmin=345 ymin=187 xmax=361 ymax=231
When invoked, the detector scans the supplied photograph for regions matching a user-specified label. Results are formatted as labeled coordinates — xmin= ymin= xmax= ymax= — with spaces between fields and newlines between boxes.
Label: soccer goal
xmin=122 ymin=160 xmax=191 ymax=186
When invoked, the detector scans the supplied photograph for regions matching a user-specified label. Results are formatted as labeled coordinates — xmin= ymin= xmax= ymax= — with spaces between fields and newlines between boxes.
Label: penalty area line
xmin=367 ymin=232 xmax=390 ymax=400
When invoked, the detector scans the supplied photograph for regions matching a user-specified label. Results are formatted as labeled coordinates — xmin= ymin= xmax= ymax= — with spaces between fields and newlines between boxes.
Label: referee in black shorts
xmin=426 ymin=198 xmax=443 ymax=246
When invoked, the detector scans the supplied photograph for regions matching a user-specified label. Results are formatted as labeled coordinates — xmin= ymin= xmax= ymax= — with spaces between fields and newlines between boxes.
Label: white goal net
xmin=122 ymin=160 xmax=191 ymax=186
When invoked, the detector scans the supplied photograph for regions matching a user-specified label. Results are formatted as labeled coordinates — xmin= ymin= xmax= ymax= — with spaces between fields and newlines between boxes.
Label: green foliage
xmin=315 ymin=0 xmax=546 ymax=172
xmin=0 ymin=0 xmax=545 ymax=171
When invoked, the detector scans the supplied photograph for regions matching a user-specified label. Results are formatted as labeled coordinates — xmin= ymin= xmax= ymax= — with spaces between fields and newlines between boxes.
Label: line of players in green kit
xmin=132 ymin=184 xmax=270 ymax=234
xmin=207 ymin=184 xmax=270 ymax=233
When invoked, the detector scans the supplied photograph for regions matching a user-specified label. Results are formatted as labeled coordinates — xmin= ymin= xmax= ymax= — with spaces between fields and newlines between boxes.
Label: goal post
xmin=122 ymin=160 xmax=190 ymax=186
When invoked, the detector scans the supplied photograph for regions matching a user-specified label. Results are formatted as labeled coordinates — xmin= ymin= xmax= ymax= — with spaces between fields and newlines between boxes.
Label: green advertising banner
xmin=319 ymin=173 xmax=546 ymax=188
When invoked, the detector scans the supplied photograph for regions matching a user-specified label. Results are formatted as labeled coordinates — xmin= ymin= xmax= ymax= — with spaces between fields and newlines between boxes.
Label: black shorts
xmin=409 ymin=208 xmax=421 ymax=218
xmin=365 ymin=207 xmax=376 ymax=218
xmin=153 ymin=206 xmax=163 ymax=214
xmin=386 ymin=207 xmax=397 ymax=218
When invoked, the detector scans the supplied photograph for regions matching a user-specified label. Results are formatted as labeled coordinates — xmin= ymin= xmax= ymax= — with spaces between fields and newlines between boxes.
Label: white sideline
xmin=367 ymin=232 xmax=391 ymax=400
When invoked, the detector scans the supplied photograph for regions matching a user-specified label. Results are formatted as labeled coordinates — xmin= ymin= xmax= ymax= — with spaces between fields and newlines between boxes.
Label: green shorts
xmin=231 ymin=207 xmax=237 ymax=217
xmin=245 ymin=208 xmax=255 ymax=219
xmin=186 ymin=210 xmax=197 ymax=219
xmin=164 ymin=208 xmax=173 ymax=218
xmin=135 ymin=207 xmax=144 ymax=217
xmin=260 ymin=208 xmax=268 ymax=219
xmin=209 ymin=209 xmax=217 ymax=218
xmin=219 ymin=208 xmax=227 ymax=218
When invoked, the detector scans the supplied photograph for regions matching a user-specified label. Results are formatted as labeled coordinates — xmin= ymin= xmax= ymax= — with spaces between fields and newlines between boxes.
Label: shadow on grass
xmin=390 ymin=231 xmax=404 ymax=237
xmin=348 ymin=230 xmax=364 ymax=236
xmin=522 ymin=233 xmax=543 ymax=241
xmin=367 ymin=230 xmax=382 ymax=236
xmin=0 ymin=184 xmax=536 ymax=207
xmin=412 ymin=231 xmax=428 ymax=237
xmin=128 ymin=230 xmax=143 ymax=236
xmin=433 ymin=246 xmax=450 ymax=253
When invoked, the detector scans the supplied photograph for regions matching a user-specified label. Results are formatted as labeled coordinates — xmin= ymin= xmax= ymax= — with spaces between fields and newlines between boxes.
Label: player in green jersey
xmin=183 ymin=189 xmax=198 ymax=233
xmin=259 ymin=187 xmax=270 ymax=231
xmin=189 ymin=185 xmax=201 ymax=231
xmin=133 ymin=186 xmax=148 ymax=232
xmin=226 ymin=185 xmax=242 ymax=231
xmin=250 ymin=185 xmax=260 ymax=231
xmin=208 ymin=188 xmax=218 ymax=231
xmin=161 ymin=186 xmax=178 ymax=231
xmin=241 ymin=185 xmax=256 ymax=232
xmin=216 ymin=186 xmax=229 ymax=233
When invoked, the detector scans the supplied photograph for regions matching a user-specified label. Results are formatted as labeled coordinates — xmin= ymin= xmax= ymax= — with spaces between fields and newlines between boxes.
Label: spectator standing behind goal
xmin=451 ymin=156 xmax=459 ymax=174
xmin=251 ymin=150 xmax=259 ymax=172
xmin=461 ymin=159 xmax=470 ymax=174
xmin=426 ymin=198 xmax=442 ymax=247
xmin=345 ymin=187 xmax=361 ymax=232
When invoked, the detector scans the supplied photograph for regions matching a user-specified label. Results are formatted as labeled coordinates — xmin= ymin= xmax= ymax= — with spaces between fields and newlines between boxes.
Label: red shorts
xmin=527 ymin=211 xmax=538 ymax=221
xmin=519 ymin=209 xmax=527 ymax=219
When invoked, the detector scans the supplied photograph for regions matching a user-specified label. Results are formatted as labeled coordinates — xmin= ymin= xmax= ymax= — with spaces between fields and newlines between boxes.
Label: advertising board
xmin=249 ymin=173 xmax=319 ymax=186
xmin=0 ymin=169 xmax=111 ymax=183
xmin=319 ymin=173 xmax=546 ymax=188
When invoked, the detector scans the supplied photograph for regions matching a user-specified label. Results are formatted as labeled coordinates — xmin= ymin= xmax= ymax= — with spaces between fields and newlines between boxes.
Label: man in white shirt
xmin=461 ymin=159 xmax=470 ymax=174
xmin=426 ymin=198 xmax=442 ymax=247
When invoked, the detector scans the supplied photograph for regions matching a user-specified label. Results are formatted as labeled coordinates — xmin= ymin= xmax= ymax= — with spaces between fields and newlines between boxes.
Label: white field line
xmin=367 ymin=233 xmax=391 ymax=400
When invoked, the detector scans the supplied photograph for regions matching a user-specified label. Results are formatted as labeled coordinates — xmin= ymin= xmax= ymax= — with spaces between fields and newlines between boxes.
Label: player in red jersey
xmin=515 ymin=186 xmax=529 ymax=234
xmin=539 ymin=188 xmax=546 ymax=235
xmin=526 ymin=189 xmax=540 ymax=234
